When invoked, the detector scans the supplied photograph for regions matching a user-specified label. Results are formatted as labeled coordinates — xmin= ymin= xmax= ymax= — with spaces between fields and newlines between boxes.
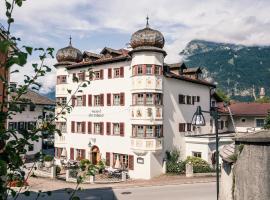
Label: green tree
xmin=0 ymin=1 xmax=90 ymax=199
xmin=263 ymin=112 xmax=270 ymax=130
xmin=215 ymin=88 xmax=230 ymax=103
xmin=255 ymin=96 xmax=270 ymax=103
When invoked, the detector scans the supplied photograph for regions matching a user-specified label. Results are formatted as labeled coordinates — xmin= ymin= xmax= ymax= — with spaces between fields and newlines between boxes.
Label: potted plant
xmin=44 ymin=155 xmax=54 ymax=167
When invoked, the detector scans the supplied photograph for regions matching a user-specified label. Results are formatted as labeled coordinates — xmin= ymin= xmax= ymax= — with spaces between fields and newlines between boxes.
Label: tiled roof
xmin=83 ymin=51 xmax=102 ymax=58
xmin=183 ymin=67 xmax=202 ymax=74
xmin=219 ymin=102 xmax=270 ymax=116
xmin=164 ymin=71 xmax=216 ymax=87
xmin=11 ymin=90 xmax=55 ymax=105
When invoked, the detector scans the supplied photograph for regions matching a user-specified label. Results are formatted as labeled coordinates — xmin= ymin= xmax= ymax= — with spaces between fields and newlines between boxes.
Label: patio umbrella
xmin=114 ymin=155 xmax=122 ymax=169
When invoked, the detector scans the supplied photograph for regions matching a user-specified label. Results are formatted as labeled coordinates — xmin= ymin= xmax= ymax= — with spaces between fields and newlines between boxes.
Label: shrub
xmin=43 ymin=155 xmax=53 ymax=162
xmin=97 ymin=160 xmax=105 ymax=173
xmin=166 ymin=161 xmax=185 ymax=174
xmin=56 ymin=166 xmax=61 ymax=175
xmin=79 ymin=159 xmax=91 ymax=171
xmin=183 ymin=156 xmax=213 ymax=173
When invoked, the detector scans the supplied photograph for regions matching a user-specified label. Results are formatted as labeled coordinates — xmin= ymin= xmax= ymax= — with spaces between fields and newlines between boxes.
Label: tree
xmin=215 ymin=88 xmax=230 ymax=103
xmin=263 ymin=112 xmax=270 ymax=130
xmin=255 ymin=96 xmax=270 ymax=103
xmin=0 ymin=1 xmax=89 ymax=199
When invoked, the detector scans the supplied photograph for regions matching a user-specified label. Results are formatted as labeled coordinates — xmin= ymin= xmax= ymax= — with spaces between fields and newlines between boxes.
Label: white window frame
xmin=137 ymin=94 xmax=144 ymax=105
xmin=114 ymin=68 xmax=120 ymax=78
xmin=137 ymin=125 xmax=144 ymax=137
xmin=137 ymin=65 xmax=143 ymax=75
xmin=77 ymin=96 xmax=83 ymax=106
xmin=94 ymin=123 xmax=101 ymax=134
xmin=95 ymin=71 xmax=100 ymax=80
xmin=113 ymin=94 xmax=120 ymax=106
xmin=146 ymin=65 xmax=152 ymax=75
xmin=113 ymin=123 xmax=120 ymax=135
xmin=94 ymin=95 xmax=101 ymax=106
xmin=255 ymin=118 xmax=265 ymax=128
xmin=77 ymin=122 xmax=82 ymax=133
xmin=146 ymin=125 xmax=153 ymax=137
xmin=146 ymin=93 xmax=153 ymax=105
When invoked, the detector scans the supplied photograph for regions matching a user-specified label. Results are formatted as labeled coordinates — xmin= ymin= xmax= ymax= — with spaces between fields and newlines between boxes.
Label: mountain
xmin=180 ymin=40 xmax=270 ymax=101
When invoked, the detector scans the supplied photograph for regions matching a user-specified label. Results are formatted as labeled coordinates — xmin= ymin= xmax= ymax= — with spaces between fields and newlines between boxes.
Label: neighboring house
xmin=54 ymin=20 xmax=231 ymax=179
xmin=218 ymin=102 xmax=270 ymax=133
xmin=7 ymin=89 xmax=55 ymax=159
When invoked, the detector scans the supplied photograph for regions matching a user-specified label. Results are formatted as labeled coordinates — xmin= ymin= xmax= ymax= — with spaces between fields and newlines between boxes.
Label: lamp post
xmin=191 ymin=106 xmax=220 ymax=200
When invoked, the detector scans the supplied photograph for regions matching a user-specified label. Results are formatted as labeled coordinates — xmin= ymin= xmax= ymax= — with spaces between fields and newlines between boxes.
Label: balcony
xmin=131 ymin=137 xmax=163 ymax=154
xmin=55 ymin=134 xmax=66 ymax=144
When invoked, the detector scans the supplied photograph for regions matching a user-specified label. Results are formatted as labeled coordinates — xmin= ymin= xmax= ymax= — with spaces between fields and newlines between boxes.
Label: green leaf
xmin=5 ymin=1 xmax=11 ymax=10
xmin=7 ymin=18 xmax=14 ymax=24
xmin=23 ymin=46 xmax=33 ymax=55
xmin=71 ymin=196 xmax=80 ymax=200
xmin=15 ymin=0 xmax=23 ymax=7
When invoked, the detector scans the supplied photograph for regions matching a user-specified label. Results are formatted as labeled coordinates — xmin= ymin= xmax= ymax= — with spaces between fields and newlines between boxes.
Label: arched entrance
xmin=91 ymin=146 xmax=100 ymax=165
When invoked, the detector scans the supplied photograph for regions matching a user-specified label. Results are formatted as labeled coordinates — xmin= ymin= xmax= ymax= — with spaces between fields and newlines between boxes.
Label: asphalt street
xmin=13 ymin=182 xmax=215 ymax=200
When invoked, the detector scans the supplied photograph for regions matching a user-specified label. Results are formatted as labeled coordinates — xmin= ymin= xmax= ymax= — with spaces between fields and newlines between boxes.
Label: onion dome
xmin=130 ymin=16 xmax=165 ymax=49
xmin=56 ymin=36 xmax=83 ymax=63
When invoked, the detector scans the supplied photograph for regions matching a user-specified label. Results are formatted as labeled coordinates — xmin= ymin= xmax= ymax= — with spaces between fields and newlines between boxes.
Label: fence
xmin=33 ymin=162 xmax=56 ymax=179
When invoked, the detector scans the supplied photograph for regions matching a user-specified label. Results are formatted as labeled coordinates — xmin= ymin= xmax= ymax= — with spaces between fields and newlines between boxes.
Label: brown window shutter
xmin=71 ymin=121 xmax=75 ymax=133
xmin=120 ymin=93 xmax=125 ymax=106
xmin=82 ymin=122 xmax=86 ymax=133
xmin=106 ymin=152 xmax=110 ymax=166
xmin=120 ymin=67 xmax=124 ymax=77
xmin=179 ymin=123 xmax=186 ymax=132
xmin=88 ymin=95 xmax=92 ymax=106
xmin=100 ymin=94 xmax=104 ymax=106
xmin=88 ymin=122 xmax=92 ymax=134
xmin=159 ymin=66 xmax=162 ymax=75
xmin=197 ymin=96 xmax=200 ymax=102
xmin=129 ymin=155 xmax=134 ymax=170
xmin=100 ymin=122 xmax=104 ymax=135
xmin=106 ymin=122 xmax=111 ymax=135
xmin=81 ymin=149 xmax=85 ymax=159
xmin=83 ymin=95 xmax=86 ymax=106
xmin=70 ymin=148 xmax=74 ymax=160
xmin=100 ymin=69 xmax=104 ymax=80
xmin=108 ymin=68 xmax=112 ymax=79
xmin=142 ymin=64 xmax=146 ymax=75
xmin=72 ymin=95 xmax=76 ymax=107
xmin=120 ymin=123 xmax=124 ymax=136
xmin=107 ymin=93 xmax=111 ymax=106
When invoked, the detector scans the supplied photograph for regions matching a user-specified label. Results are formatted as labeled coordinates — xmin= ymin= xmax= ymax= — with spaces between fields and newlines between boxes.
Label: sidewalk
xmin=28 ymin=174 xmax=216 ymax=192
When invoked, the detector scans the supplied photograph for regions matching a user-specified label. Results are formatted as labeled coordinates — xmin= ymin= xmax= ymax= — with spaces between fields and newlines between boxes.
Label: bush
xmin=56 ymin=166 xmax=61 ymax=175
xmin=79 ymin=159 xmax=91 ymax=171
xmin=183 ymin=156 xmax=213 ymax=173
xmin=166 ymin=161 xmax=185 ymax=174
xmin=43 ymin=155 xmax=53 ymax=162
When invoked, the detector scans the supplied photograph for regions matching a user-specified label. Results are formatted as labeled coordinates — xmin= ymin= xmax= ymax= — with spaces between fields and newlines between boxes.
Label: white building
xmin=54 ymin=20 xmax=231 ymax=179
xmin=8 ymin=89 xmax=55 ymax=159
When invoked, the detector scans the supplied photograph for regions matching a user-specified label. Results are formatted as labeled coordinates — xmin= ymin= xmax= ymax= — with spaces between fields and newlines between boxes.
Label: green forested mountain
xmin=180 ymin=40 xmax=270 ymax=101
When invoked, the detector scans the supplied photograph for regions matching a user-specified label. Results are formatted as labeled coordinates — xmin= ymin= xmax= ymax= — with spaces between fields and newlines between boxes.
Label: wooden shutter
xmin=70 ymin=148 xmax=74 ymax=160
xmin=120 ymin=93 xmax=125 ymax=106
xmin=88 ymin=122 xmax=92 ymax=134
xmin=120 ymin=67 xmax=124 ymax=77
xmin=179 ymin=123 xmax=186 ymax=132
xmin=88 ymin=95 xmax=92 ymax=106
xmin=151 ymin=64 xmax=155 ymax=75
xmin=120 ymin=123 xmax=124 ymax=136
xmin=178 ymin=95 xmax=185 ymax=104
xmin=107 ymin=93 xmax=111 ymax=106
xmin=82 ymin=122 xmax=86 ymax=133
xmin=72 ymin=95 xmax=76 ymax=107
xmin=71 ymin=121 xmax=75 ymax=133
xmin=83 ymin=95 xmax=86 ymax=106
xmin=142 ymin=64 xmax=146 ymax=75
xmin=106 ymin=152 xmax=110 ymax=166
xmin=108 ymin=68 xmax=112 ymax=79
xmin=100 ymin=122 xmax=104 ymax=135
xmin=197 ymin=96 xmax=200 ymax=102
xmin=100 ymin=94 xmax=104 ymax=106
xmin=81 ymin=149 xmax=85 ymax=159
xmin=128 ymin=155 xmax=134 ymax=170
xmin=106 ymin=122 xmax=111 ymax=135
xmin=100 ymin=69 xmax=104 ymax=80
xmin=192 ymin=96 xmax=196 ymax=105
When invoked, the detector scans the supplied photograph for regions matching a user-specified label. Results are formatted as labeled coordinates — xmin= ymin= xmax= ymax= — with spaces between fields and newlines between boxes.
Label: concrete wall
xmin=220 ymin=162 xmax=233 ymax=200
xmin=234 ymin=143 xmax=270 ymax=200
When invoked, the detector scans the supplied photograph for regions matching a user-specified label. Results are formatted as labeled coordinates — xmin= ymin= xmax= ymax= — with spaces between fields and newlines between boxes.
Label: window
xmin=186 ymin=123 xmax=192 ymax=131
xmin=114 ymin=68 xmax=120 ymax=78
xmin=95 ymin=71 xmax=100 ymax=79
xmin=186 ymin=96 xmax=192 ymax=104
xmin=94 ymin=123 xmax=101 ymax=134
xmin=256 ymin=119 xmax=265 ymax=127
xmin=137 ymin=94 xmax=144 ymax=105
xmin=57 ymin=75 xmax=67 ymax=84
xmin=155 ymin=125 xmax=162 ymax=137
xmin=77 ymin=96 xmax=83 ymax=106
xmin=76 ymin=149 xmax=85 ymax=160
xmin=211 ymin=101 xmax=216 ymax=107
xmin=113 ymin=123 xmax=120 ymax=135
xmin=27 ymin=122 xmax=36 ymax=130
xmin=225 ymin=121 xmax=228 ymax=128
xmin=113 ymin=94 xmax=120 ymax=106
xmin=78 ymin=73 xmax=85 ymax=81
xmin=94 ymin=95 xmax=101 ymax=106
xmin=146 ymin=125 xmax=153 ymax=137
xmin=113 ymin=153 xmax=129 ymax=169
xmin=146 ymin=93 xmax=153 ymax=105
xmin=20 ymin=104 xmax=26 ymax=111
xmin=241 ymin=118 xmax=246 ymax=123
xmin=155 ymin=93 xmax=162 ymax=105
xmin=29 ymin=103 xmax=35 ymax=111
xmin=197 ymin=96 xmax=200 ymax=102
xmin=77 ymin=122 xmax=82 ymax=133
xmin=154 ymin=66 xmax=160 ymax=75
xmin=192 ymin=152 xmax=202 ymax=158
xmin=137 ymin=65 xmax=143 ymax=75
xmin=137 ymin=126 xmax=144 ymax=137
xmin=178 ymin=95 xmax=185 ymax=104
xmin=146 ymin=65 xmax=152 ymax=75
xmin=179 ymin=123 xmax=185 ymax=132
xmin=57 ymin=122 xmax=67 ymax=133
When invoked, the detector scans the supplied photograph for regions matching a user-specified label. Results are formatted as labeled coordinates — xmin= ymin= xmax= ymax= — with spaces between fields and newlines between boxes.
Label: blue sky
xmin=1 ymin=0 xmax=270 ymax=94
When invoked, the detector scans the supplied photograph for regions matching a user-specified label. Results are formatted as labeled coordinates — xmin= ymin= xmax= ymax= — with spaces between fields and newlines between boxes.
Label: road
xmin=14 ymin=182 xmax=215 ymax=200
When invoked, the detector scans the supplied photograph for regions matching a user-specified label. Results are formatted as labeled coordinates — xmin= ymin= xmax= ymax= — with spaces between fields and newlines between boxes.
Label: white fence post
xmin=121 ymin=172 xmax=127 ymax=181
xmin=186 ymin=162 xmax=194 ymax=177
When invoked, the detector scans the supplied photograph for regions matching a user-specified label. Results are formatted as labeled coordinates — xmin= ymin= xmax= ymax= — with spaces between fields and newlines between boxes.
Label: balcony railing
xmin=131 ymin=137 xmax=163 ymax=153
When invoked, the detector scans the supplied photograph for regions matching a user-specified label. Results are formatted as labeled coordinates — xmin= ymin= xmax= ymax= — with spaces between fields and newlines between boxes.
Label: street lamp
xmin=192 ymin=105 xmax=220 ymax=200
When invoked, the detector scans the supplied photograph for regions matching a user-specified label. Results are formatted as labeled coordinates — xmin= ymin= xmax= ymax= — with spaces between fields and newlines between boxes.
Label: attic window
xmin=241 ymin=118 xmax=246 ymax=123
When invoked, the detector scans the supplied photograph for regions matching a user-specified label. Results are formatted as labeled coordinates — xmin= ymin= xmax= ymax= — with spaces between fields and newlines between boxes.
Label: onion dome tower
xmin=130 ymin=17 xmax=165 ymax=179
xmin=56 ymin=36 xmax=83 ymax=63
